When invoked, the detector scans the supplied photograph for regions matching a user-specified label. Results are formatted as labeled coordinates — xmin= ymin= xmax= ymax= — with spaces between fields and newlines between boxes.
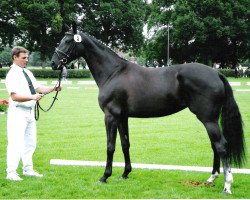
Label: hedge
xmin=217 ymin=69 xmax=236 ymax=77
xmin=0 ymin=67 xmax=245 ymax=79
xmin=31 ymin=69 xmax=91 ymax=78
xmin=0 ymin=68 xmax=91 ymax=79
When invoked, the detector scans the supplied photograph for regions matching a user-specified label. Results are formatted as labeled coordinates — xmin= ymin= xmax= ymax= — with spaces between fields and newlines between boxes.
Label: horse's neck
xmin=80 ymin=35 xmax=124 ymax=87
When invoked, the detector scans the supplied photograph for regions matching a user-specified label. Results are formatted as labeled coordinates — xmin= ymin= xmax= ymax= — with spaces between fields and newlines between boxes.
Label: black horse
xmin=51 ymin=25 xmax=245 ymax=194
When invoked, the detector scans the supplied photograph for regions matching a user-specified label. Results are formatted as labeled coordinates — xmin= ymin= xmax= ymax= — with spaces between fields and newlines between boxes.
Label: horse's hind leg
xmin=203 ymin=121 xmax=233 ymax=194
xmin=99 ymin=112 xmax=118 ymax=183
xmin=207 ymin=143 xmax=220 ymax=183
xmin=118 ymin=117 xmax=132 ymax=179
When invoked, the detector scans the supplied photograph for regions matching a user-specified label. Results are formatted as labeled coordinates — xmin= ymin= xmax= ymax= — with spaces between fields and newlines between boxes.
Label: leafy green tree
xmin=145 ymin=0 xmax=250 ymax=67
xmin=142 ymin=0 xmax=175 ymax=66
xmin=0 ymin=1 xmax=20 ymax=47
xmin=0 ymin=0 xmax=67 ymax=61
xmin=75 ymin=0 xmax=147 ymax=52
xmin=0 ymin=0 xmax=148 ymax=60
xmin=0 ymin=47 xmax=12 ymax=66
xmin=15 ymin=0 xmax=67 ymax=60
xmin=28 ymin=52 xmax=44 ymax=67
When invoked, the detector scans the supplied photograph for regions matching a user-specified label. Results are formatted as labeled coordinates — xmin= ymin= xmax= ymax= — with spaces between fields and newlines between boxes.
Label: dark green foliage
xmin=0 ymin=0 xmax=147 ymax=58
xmin=0 ymin=68 xmax=9 ymax=78
xmin=218 ymin=69 xmax=237 ymax=77
xmin=144 ymin=0 xmax=250 ymax=67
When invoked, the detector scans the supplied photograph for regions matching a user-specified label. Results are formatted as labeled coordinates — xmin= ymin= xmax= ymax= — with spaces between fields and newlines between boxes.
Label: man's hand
xmin=54 ymin=86 xmax=62 ymax=92
xmin=32 ymin=94 xmax=43 ymax=101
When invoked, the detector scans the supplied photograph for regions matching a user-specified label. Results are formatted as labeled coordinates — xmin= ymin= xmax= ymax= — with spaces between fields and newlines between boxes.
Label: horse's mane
xmin=80 ymin=31 xmax=128 ymax=62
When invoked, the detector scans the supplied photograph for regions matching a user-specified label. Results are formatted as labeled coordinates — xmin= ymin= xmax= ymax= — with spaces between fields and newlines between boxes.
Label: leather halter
xmin=54 ymin=32 xmax=77 ymax=69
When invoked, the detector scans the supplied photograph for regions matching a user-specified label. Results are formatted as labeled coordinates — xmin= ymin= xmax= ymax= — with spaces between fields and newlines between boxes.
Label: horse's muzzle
xmin=51 ymin=61 xmax=57 ymax=70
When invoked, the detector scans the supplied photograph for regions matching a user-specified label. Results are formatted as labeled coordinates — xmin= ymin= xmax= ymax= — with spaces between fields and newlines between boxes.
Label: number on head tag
xmin=74 ymin=34 xmax=82 ymax=43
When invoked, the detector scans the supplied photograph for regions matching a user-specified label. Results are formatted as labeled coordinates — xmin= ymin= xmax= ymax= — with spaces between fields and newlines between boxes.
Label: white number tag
xmin=74 ymin=34 xmax=82 ymax=43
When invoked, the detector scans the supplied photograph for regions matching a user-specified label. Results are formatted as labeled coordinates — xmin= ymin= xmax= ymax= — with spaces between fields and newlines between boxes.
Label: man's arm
xmin=36 ymin=86 xmax=61 ymax=94
xmin=10 ymin=92 xmax=43 ymax=102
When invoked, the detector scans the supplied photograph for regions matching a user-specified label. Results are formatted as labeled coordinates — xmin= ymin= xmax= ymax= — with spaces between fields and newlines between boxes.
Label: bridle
xmin=35 ymin=32 xmax=76 ymax=120
xmin=35 ymin=32 xmax=80 ymax=120
xmin=54 ymin=32 xmax=77 ymax=70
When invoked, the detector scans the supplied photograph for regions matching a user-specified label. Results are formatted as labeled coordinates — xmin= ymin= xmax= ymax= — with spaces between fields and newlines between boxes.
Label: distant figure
xmin=234 ymin=66 xmax=238 ymax=78
xmin=62 ymin=66 xmax=68 ymax=81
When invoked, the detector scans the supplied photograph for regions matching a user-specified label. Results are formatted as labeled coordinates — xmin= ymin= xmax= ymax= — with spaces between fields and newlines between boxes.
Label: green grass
xmin=0 ymin=78 xmax=249 ymax=198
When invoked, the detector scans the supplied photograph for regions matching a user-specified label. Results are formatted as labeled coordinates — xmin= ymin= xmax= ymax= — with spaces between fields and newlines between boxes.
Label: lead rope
xmin=35 ymin=67 xmax=63 ymax=121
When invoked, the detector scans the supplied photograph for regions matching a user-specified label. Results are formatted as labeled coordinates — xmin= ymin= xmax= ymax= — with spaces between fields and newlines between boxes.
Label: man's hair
xmin=11 ymin=46 xmax=29 ymax=59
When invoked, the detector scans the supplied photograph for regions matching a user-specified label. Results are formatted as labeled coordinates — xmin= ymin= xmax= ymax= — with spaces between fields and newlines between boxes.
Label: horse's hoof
xmin=121 ymin=175 xmax=128 ymax=180
xmin=207 ymin=172 xmax=219 ymax=183
xmin=222 ymin=188 xmax=232 ymax=195
xmin=98 ymin=178 xmax=107 ymax=183
xmin=98 ymin=180 xmax=106 ymax=184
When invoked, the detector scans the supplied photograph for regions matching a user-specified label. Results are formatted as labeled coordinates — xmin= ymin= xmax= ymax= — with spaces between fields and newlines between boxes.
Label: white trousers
xmin=6 ymin=106 xmax=37 ymax=174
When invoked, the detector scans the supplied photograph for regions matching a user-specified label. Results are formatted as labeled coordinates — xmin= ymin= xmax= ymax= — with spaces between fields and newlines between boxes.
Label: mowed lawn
xmin=0 ymin=77 xmax=249 ymax=199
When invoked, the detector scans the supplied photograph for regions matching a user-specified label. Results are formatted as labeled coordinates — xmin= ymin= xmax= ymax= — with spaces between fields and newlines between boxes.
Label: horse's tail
xmin=219 ymin=74 xmax=245 ymax=167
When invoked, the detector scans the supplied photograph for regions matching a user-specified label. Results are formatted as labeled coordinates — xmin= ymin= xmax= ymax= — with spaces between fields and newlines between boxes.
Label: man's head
xmin=11 ymin=46 xmax=29 ymax=68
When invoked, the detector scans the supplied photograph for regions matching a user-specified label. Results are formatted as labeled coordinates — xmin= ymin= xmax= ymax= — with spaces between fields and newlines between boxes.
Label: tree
xmin=0 ymin=0 xmax=67 ymax=61
xmin=0 ymin=1 xmax=20 ymax=49
xmin=144 ymin=0 xmax=250 ymax=67
xmin=75 ymin=0 xmax=147 ymax=53
xmin=0 ymin=0 xmax=148 ymax=60
xmin=0 ymin=47 xmax=12 ymax=66
xmin=142 ymin=0 xmax=175 ymax=66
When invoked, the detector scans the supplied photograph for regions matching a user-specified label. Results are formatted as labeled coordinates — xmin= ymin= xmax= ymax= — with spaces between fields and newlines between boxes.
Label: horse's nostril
xmin=51 ymin=61 xmax=55 ymax=67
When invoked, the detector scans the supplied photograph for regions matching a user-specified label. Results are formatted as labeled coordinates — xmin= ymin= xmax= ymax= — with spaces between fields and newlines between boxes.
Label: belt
xmin=15 ymin=106 xmax=33 ymax=111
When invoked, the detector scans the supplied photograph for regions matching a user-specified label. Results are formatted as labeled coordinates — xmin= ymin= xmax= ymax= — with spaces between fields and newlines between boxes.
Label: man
xmin=5 ymin=46 xmax=61 ymax=181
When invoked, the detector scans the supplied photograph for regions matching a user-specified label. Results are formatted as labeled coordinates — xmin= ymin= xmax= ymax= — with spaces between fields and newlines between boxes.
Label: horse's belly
xmin=128 ymin=99 xmax=186 ymax=118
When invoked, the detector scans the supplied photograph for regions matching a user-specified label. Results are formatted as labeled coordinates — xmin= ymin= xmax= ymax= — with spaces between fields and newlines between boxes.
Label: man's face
xmin=14 ymin=52 xmax=29 ymax=68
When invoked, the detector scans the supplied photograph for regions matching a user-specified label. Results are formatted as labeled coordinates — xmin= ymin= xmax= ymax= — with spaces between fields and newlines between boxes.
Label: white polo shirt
xmin=5 ymin=64 xmax=41 ymax=108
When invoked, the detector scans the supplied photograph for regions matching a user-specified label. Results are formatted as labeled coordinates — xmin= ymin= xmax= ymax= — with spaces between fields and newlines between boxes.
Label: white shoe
xmin=6 ymin=172 xmax=23 ymax=181
xmin=23 ymin=170 xmax=43 ymax=177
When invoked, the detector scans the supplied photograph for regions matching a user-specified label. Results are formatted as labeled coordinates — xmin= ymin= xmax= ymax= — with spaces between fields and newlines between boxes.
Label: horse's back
xmin=125 ymin=62 xmax=224 ymax=98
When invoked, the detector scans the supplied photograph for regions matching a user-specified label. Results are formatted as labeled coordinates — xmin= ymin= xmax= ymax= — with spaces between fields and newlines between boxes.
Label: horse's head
xmin=51 ymin=24 xmax=82 ymax=70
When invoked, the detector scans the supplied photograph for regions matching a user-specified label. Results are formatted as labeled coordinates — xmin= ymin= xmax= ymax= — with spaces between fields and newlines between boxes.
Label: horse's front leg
xmin=99 ymin=112 xmax=117 ymax=183
xmin=118 ymin=117 xmax=132 ymax=179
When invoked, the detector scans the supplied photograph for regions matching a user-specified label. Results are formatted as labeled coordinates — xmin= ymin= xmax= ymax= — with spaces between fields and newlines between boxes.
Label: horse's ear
xmin=72 ymin=22 xmax=77 ymax=34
